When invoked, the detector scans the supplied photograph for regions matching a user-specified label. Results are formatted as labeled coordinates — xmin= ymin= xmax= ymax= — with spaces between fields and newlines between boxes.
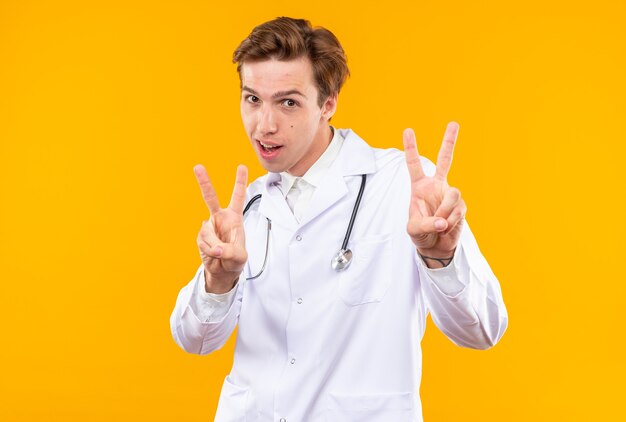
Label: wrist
xmin=417 ymin=248 xmax=456 ymax=269
xmin=204 ymin=269 xmax=239 ymax=294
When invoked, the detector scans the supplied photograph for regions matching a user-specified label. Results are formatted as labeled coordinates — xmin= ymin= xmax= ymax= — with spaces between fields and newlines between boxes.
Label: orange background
xmin=1 ymin=0 xmax=625 ymax=420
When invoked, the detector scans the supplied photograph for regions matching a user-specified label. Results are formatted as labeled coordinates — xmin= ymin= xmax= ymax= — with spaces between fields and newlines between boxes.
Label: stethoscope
xmin=243 ymin=174 xmax=367 ymax=280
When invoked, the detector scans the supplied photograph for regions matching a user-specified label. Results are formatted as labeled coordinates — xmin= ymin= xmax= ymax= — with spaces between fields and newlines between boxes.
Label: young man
xmin=171 ymin=17 xmax=507 ymax=422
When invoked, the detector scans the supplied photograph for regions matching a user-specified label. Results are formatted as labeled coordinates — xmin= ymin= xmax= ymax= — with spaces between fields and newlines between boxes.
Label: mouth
xmin=257 ymin=140 xmax=283 ymax=158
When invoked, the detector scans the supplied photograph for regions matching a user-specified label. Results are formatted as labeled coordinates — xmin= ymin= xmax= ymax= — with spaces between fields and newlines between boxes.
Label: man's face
xmin=240 ymin=57 xmax=336 ymax=176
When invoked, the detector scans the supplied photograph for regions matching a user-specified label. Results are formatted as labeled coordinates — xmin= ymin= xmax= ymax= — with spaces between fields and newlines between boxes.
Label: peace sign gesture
xmin=194 ymin=164 xmax=248 ymax=293
xmin=403 ymin=122 xmax=467 ymax=268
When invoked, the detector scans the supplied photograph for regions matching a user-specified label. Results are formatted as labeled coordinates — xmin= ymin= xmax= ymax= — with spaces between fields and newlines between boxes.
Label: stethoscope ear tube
xmin=243 ymin=194 xmax=262 ymax=215
xmin=247 ymin=218 xmax=271 ymax=281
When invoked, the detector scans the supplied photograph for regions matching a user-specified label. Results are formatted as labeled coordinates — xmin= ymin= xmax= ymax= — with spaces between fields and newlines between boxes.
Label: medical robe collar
xmin=257 ymin=129 xmax=377 ymax=230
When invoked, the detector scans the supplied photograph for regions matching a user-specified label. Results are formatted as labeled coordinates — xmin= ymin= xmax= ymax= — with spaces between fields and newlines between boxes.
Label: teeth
xmin=260 ymin=142 xmax=277 ymax=149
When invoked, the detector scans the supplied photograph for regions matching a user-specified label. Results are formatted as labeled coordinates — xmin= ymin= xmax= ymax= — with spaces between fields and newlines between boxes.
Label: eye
xmin=246 ymin=95 xmax=260 ymax=103
xmin=282 ymin=99 xmax=297 ymax=107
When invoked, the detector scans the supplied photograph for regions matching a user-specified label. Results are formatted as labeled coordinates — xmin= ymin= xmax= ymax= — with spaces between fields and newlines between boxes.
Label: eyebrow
xmin=242 ymin=86 xmax=307 ymax=99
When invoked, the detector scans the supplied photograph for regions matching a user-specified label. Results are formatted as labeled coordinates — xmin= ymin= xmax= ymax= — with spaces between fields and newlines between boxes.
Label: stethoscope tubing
xmin=341 ymin=174 xmax=366 ymax=251
xmin=242 ymin=174 xmax=367 ymax=276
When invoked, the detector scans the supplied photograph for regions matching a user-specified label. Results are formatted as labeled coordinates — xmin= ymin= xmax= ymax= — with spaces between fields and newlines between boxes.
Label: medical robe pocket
xmin=214 ymin=375 xmax=255 ymax=422
xmin=325 ymin=391 xmax=413 ymax=421
xmin=337 ymin=234 xmax=393 ymax=306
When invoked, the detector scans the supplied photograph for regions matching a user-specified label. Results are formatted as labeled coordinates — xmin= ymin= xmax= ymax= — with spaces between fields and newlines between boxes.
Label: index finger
xmin=403 ymin=128 xmax=426 ymax=183
xmin=228 ymin=164 xmax=248 ymax=214
xmin=435 ymin=121 xmax=460 ymax=180
xmin=193 ymin=164 xmax=221 ymax=215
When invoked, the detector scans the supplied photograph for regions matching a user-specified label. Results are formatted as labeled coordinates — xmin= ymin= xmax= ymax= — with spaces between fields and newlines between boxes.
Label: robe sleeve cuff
xmin=415 ymin=244 xmax=467 ymax=297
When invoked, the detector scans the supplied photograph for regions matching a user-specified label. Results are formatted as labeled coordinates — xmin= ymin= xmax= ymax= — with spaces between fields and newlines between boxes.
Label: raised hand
xmin=194 ymin=164 xmax=248 ymax=293
xmin=403 ymin=122 xmax=467 ymax=268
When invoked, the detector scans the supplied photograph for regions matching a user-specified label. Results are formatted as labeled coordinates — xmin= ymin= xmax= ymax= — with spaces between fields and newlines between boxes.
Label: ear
xmin=321 ymin=93 xmax=338 ymax=121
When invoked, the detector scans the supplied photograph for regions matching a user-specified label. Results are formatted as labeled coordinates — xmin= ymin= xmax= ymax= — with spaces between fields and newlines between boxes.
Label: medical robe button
xmin=280 ymin=418 xmax=287 ymax=422
xmin=295 ymin=234 xmax=302 ymax=241
xmin=297 ymin=298 xmax=303 ymax=304
xmin=290 ymin=358 xmax=296 ymax=364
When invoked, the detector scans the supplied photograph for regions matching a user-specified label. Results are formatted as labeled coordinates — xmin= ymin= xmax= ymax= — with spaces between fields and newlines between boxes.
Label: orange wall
xmin=1 ymin=1 xmax=625 ymax=420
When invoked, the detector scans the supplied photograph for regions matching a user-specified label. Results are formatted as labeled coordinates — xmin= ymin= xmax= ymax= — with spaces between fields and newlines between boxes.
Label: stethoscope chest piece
xmin=331 ymin=248 xmax=353 ymax=272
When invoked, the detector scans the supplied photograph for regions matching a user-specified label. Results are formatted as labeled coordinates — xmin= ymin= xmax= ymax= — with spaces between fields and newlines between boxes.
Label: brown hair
xmin=233 ymin=17 xmax=350 ymax=107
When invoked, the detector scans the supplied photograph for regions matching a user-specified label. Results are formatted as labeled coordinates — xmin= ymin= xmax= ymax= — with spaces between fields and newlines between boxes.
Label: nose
xmin=257 ymin=104 xmax=277 ymax=136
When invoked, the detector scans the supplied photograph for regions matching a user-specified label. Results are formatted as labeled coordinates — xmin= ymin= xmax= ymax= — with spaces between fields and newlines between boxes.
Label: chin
xmin=258 ymin=160 xmax=287 ymax=174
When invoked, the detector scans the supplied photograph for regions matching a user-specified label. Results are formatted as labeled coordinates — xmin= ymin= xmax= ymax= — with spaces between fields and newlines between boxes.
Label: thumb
xmin=216 ymin=243 xmax=247 ymax=271
xmin=408 ymin=216 xmax=448 ymax=236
